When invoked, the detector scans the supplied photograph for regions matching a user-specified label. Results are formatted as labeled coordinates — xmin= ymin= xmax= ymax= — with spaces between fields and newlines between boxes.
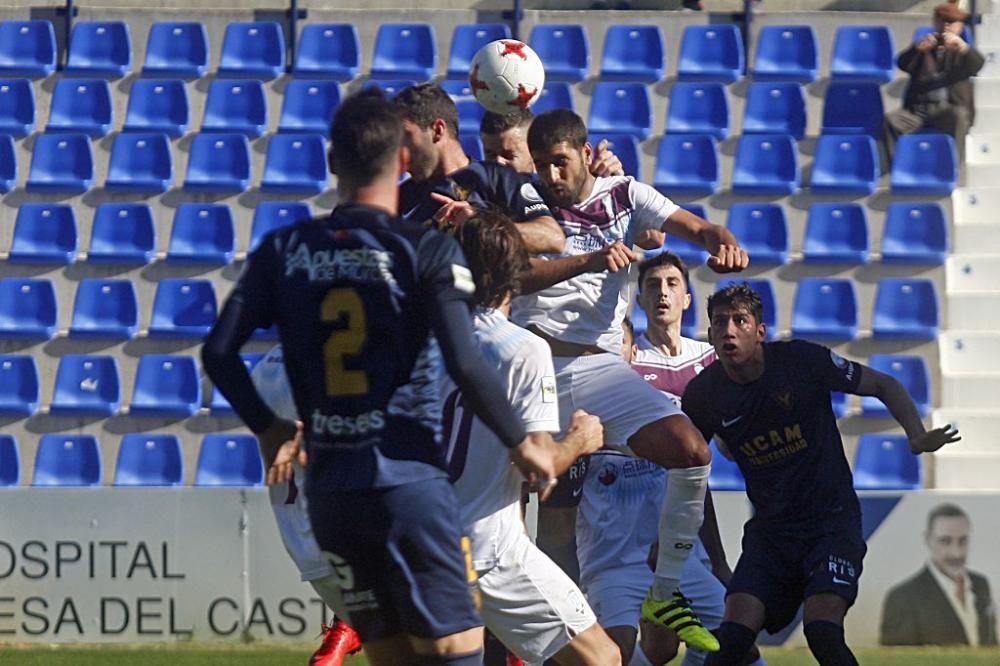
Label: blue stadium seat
xmin=33 ymin=435 xmax=101 ymax=486
xmin=130 ymin=355 xmax=201 ymax=417
xmin=731 ymin=134 xmax=799 ymax=195
xmin=218 ymin=22 xmax=284 ymax=79
xmin=167 ymin=204 xmax=235 ymax=264
xmin=802 ymin=203 xmax=869 ymax=264
xmin=124 ymin=79 xmax=189 ymax=137
xmin=677 ymin=24 xmax=744 ymax=82
xmin=0 ymin=20 xmax=56 ymax=77
xmin=0 ymin=278 xmax=56 ymax=339
xmin=0 ymin=435 xmax=19 ymax=486
xmin=588 ymin=82 xmax=651 ymax=140
xmin=742 ymin=82 xmax=806 ymax=139
xmin=653 ymin=134 xmax=719 ymax=196
xmin=69 ymin=279 xmax=138 ymax=339
xmin=50 ymin=355 xmax=121 ymax=417
xmin=791 ymin=278 xmax=858 ymax=341
xmin=370 ymin=24 xmax=437 ymax=81
xmin=600 ymin=25 xmax=664 ymax=83
xmin=148 ymin=279 xmax=217 ymax=339
xmin=143 ymin=22 xmax=208 ymax=78
xmin=250 ymin=201 xmax=312 ymax=252
xmin=27 ymin=133 xmax=93 ymax=193
xmin=361 ymin=79 xmax=416 ymax=96
xmin=184 ymin=132 xmax=251 ymax=193
xmin=88 ymin=203 xmax=155 ymax=264
xmin=590 ymin=133 xmax=640 ymax=179
xmin=114 ymin=434 xmax=184 ymax=486
xmin=854 ymin=434 xmax=921 ymax=490
xmin=862 ymin=355 xmax=930 ymax=418
xmin=725 ymin=203 xmax=788 ymax=265
xmin=294 ymin=24 xmax=360 ymax=81
xmin=447 ymin=24 xmax=511 ymax=79
xmin=441 ymin=79 xmax=483 ymax=136
xmin=202 ymin=79 xmax=267 ymax=137
xmin=261 ymin=133 xmax=328 ymax=194
xmin=529 ymin=24 xmax=589 ymax=82
xmin=105 ymin=132 xmax=173 ymax=193
xmin=0 ymin=134 xmax=13 ymax=192
xmin=278 ymin=79 xmax=340 ymax=134
xmin=872 ymin=278 xmax=939 ymax=340
xmin=66 ymin=21 xmax=131 ymax=77
xmin=914 ymin=25 xmax=973 ymax=47
xmin=195 ymin=434 xmax=264 ymax=486
xmin=9 ymin=203 xmax=77 ymax=264
xmin=672 ymin=205 xmax=713 ymax=266
xmin=709 ymin=440 xmax=745 ymax=490
xmin=890 ymin=134 xmax=957 ymax=195
xmin=460 ymin=134 xmax=484 ymax=161
xmin=47 ymin=79 xmax=112 ymax=136
xmin=831 ymin=392 xmax=848 ymax=418
xmin=666 ymin=82 xmax=729 ymax=139
xmin=717 ymin=278 xmax=778 ymax=339
xmin=881 ymin=202 xmax=948 ymax=265
xmin=810 ymin=134 xmax=879 ymax=195
xmin=0 ymin=356 xmax=38 ymax=416
xmin=752 ymin=26 xmax=818 ymax=82
xmin=822 ymin=82 xmax=883 ymax=137
xmin=210 ymin=353 xmax=264 ymax=414
xmin=0 ymin=79 xmax=34 ymax=136
xmin=831 ymin=26 xmax=894 ymax=83
xmin=532 ymin=81 xmax=574 ymax=114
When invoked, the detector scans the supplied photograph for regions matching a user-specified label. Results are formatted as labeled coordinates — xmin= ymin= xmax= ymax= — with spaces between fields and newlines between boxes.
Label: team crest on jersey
xmin=520 ymin=182 xmax=543 ymax=204
xmin=541 ymin=376 xmax=557 ymax=403
xmin=772 ymin=389 xmax=794 ymax=411
xmin=597 ymin=464 xmax=618 ymax=486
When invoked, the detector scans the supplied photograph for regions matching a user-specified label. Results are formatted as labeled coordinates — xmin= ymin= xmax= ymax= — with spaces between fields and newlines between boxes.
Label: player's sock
xmin=414 ymin=650 xmax=483 ymax=665
xmin=803 ymin=621 xmax=858 ymax=666
xmin=629 ymin=645 xmax=656 ymax=666
xmin=652 ymin=464 xmax=710 ymax=600
xmin=704 ymin=621 xmax=755 ymax=666
xmin=310 ymin=575 xmax=345 ymax=616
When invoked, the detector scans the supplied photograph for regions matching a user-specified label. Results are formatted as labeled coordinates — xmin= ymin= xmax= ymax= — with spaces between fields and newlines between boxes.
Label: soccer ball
xmin=469 ymin=39 xmax=546 ymax=114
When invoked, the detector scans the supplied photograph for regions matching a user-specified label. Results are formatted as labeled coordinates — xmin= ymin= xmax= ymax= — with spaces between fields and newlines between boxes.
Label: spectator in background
xmin=880 ymin=503 xmax=997 ymax=646
xmin=883 ymin=0 xmax=984 ymax=162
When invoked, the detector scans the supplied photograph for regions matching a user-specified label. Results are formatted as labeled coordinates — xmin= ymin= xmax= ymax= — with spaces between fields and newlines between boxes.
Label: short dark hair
xmin=622 ymin=316 xmax=634 ymax=342
xmin=926 ymin=503 xmax=970 ymax=533
xmin=330 ymin=89 xmax=402 ymax=187
xmin=637 ymin=252 xmax=690 ymax=292
xmin=707 ymin=282 xmax=764 ymax=326
xmin=480 ymin=108 xmax=534 ymax=137
xmin=455 ymin=208 xmax=531 ymax=309
xmin=392 ymin=83 xmax=460 ymax=139
xmin=527 ymin=109 xmax=588 ymax=154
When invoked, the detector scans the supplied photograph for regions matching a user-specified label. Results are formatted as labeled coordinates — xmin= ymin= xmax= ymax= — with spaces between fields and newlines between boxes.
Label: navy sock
xmin=804 ymin=621 xmax=858 ymax=666
xmin=704 ymin=621 xmax=756 ymax=665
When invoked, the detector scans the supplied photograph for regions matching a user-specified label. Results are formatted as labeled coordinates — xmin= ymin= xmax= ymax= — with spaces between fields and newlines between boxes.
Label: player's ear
xmin=683 ymin=290 xmax=692 ymax=311
xmin=431 ymin=118 xmax=448 ymax=143
xmin=399 ymin=144 xmax=411 ymax=175
xmin=582 ymin=141 xmax=594 ymax=165
xmin=756 ymin=319 xmax=766 ymax=342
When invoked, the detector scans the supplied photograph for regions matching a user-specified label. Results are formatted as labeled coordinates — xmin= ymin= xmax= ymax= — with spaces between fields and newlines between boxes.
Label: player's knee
xmin=568 ymin=624 xmax=623 ymax=666
xmin=703 ymin=621 xmax=756 ymax=666
xmin=413 ymin=651 xmax=483 ymax=665
xmin=804 ymin=621 xmax=858 ymax=666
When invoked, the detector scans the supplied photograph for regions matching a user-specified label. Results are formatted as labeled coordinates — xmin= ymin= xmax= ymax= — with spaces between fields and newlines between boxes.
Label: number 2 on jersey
xmin=321 ymin=288 xmax=368 ymax=396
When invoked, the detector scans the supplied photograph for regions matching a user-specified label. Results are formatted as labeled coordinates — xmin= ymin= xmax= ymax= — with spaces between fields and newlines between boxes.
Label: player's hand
xmin=943 ymin=31 xmax=968 ymax=52
xmin=429 ymin=192 xmax=477 ymax=230
xmin=635 ymin=229 xmax=666 ymax=251
xmin=706 ymin=244 xmax=749 ymax=274
xmin=567 ymin=409 xmax=604 ymax=455
xmin=588 ymin=241 xmax=639 ymax=273
xmin=589 ymin=139 xmax=625 ymax=177
xmin=259 ymin=417 xmax=306 ymax=486
xmin=917 ymin=34 xmax=938 ymax=53
xmin=909 ymin=424 xmax=961 ymax=454
xmin=510 ymin=434 xmax=559 ymax=502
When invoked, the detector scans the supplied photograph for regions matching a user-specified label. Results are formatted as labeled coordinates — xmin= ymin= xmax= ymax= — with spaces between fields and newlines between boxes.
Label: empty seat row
xmin=0 ymin=432 xmax=264 ymax=487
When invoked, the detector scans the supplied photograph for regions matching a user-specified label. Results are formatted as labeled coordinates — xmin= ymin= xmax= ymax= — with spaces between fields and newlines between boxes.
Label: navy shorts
xmin=727 ymin=514 xmax=867 ymax=634
xmin=544 ymin=455 xmax=590 ymax=508
xmin=307 ymin=476 xmax=482 ymax=642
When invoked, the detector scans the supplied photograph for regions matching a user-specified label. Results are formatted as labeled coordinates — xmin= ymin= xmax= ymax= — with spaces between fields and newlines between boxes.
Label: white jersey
xmin=442 ymin=308 xmax=560 ymax=570
xmin=513 ymin=175 xmax=679 ymax=353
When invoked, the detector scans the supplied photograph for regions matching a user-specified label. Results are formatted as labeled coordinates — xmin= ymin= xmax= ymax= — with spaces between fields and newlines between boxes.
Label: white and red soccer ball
xmin=469 ymin=39 xmax=546 ymax=114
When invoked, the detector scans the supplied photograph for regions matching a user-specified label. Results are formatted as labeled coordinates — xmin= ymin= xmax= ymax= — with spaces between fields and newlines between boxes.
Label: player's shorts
xmin=307 ymin=476 xmax=482 ymax=642
xmin=552 ymin=354 xmax=682 ymax=451
xmin=478 ymin=529 xmax=596 ymax=663
xmin=727 ymin=514 xmax=867 ymax=634
xmin=268 ymin=468 xmax=333 ymax=582
xmin=544 ymin=455 xmax=590 ymax=508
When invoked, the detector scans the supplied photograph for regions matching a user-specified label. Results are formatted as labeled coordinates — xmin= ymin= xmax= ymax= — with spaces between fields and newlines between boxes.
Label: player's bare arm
xmin=853 ymin=365 xmax=962 ymax=454
xmin=521 ymin=242 xmax=639 ymax=293
xmin=662 ymin=208 xmax=749 ymax=274
xmin=549 ymin=409 xmax=604 ymax=474
xmin=516 ymin=214 xmax=566 ymax=254
xmin=509 ymin=434 xmax=561 ymax=501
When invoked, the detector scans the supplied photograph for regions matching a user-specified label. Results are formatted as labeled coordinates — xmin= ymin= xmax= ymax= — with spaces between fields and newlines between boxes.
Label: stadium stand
xmin=0 ymin=356 xmax=39 ymax=416
xmin=532 ymin=81 xmax=574 ymax=114
xmin=529 ymin=24 xmax=589 ymax=82
xmin=129 ymin=355 xmax=201 ymax=418
xmin=104 ymin=132 xmax=173 ymax=193
xmin=123 ymin=79 xmax=189 ymax=137
xmin=142 ymin=22 xmax=209 ymax=78
xmin=801 ymin=203 xmax=870 ymax=265
xmin=33 ymin=435 xmax=102 ymax=486
xmin=148 ymin=279 xmax=218 ymax=339
xmin=666 ymin=82 xmax=729 ymax=139
xmin=460 ymin=134 xmax=484 ymax=161
xmin=790 ymin=278 xmax=859 ymax=341
xmin=293 ymin=23 xmax=360 ymax=81
xmin=830 ymin=26 xmax=895 ymax=83
xmin=0 ymin=134 xmax=14 ymax=192
xmin=821 ymin=81 xmax=884 ymax=137
xmin=810 ymin=134 xmax=880 ymax=195
xmin=872 ymin=278 xmax=940 ymax=341
xmin=862 ymin=355 xmax=931 ymax=418
xmin=890 ymin=133 xmax=959 ymax=195
xmin=202 ymin=79 xmax=268 ymax=138
xmin=0 ymin=435 xmax=20 ymax=486
xmin=708 ymin=440 xmax=745 ymax=491
xmin=277 ymin=79 xmax=341 ymax=134
xmin=69 ymin=279 xmax=139 ymax=339
xmin=65 ymin=21 xmax=132 ymax=78
xmin=49 ymin=355 xmax=121 ymax=417
xmin=676 ymin=24 xmax=744 ymax=82
xmin=0 ymin=20 xmax=56 ymax=77
xmin=114 ymin=434 xmax=184 ymax=486
xmin=725 ymin=203 xmax=788 ymax=266
xmin=731 ymin=134 xmax=799 ymax=195
xmin=27 ymin=133 xmax=94 ymax=193
xmin=447 ymin=23 xmax=511 ymax=79
xmin=742 ymin=82 xmax=806 ymax=139
xmin=210 ymin=353 xmax=264 ymax=415
xmin=881 ymin=202 xmax=948 ymax=265
xmin=653 ymin=133 xmax=719 ymax=196
xmin=0 ymin=278 xmax=57 ymax=340
xmin=249 ymin=201 xmax=312 ymax=253
xmin=167 ymin=204 xmax=236 ymax=265
xmin=183 ymin=132 xmax=251 ymax=193
xmin=9 ymin=203 xmax=78 ymax=264
xmin=588 ymin=82 xmax=652 ymax=140
xmin=599 ymin=25 xmax=665 ymax=83
xmin=47 ymin=79 xmax=113 ymax=136
xmin=0 ymin=78 xmax=34 ymax=137
xmin=370 ymin=23 xmax=437 ymax=81
xmin=194 ymin=434 xmax=265 ymax=487
xmin=87 ymin=203 xmax=156 ymax=264
xmin=752 ymin=25 xmax=818 ymax=82
xmin=218 ymin=22 xmax=284 ymax=79
xmin=853 ymin=434 xmax=922 ymax=490
xmin=261 ymin=133 xmax=328 ymax=194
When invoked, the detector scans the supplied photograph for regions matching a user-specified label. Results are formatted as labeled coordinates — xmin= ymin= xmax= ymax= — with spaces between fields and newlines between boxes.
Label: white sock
xmin=629 ymin=644 xmax=657 ymax=666
xmin=652 ymin=464 xmax=710 ymax=601
xmin=310 ymin=574 xmax=347 ymax=619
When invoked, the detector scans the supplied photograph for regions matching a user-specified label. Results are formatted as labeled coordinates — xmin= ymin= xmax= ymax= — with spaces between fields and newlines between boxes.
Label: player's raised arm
xmin=520 ymin=243 xmax=640 ymax=294
xmin=661 ymin=207 xmax=749 ymax=274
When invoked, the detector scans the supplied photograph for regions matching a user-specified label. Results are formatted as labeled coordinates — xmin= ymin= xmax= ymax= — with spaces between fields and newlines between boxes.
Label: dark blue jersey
xmin=682 ymin=340 xmax=863 ymax=528
xmin=204 ymin=203 xmax=527 ymax=491
xmin=399 ymin=159 xmax=551 ymax=224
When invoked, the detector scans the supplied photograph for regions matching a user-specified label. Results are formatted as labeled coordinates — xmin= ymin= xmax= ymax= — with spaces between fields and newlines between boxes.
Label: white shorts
xmin=553 ymin=354 xmax=682 ymax=449
xmin=478 ymin=531 xmax=597 ymax=664
xmin=583 ymin=541 xmax=725 ymax=632
xmin=268 ymin=466 xmax=333 ymax=582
